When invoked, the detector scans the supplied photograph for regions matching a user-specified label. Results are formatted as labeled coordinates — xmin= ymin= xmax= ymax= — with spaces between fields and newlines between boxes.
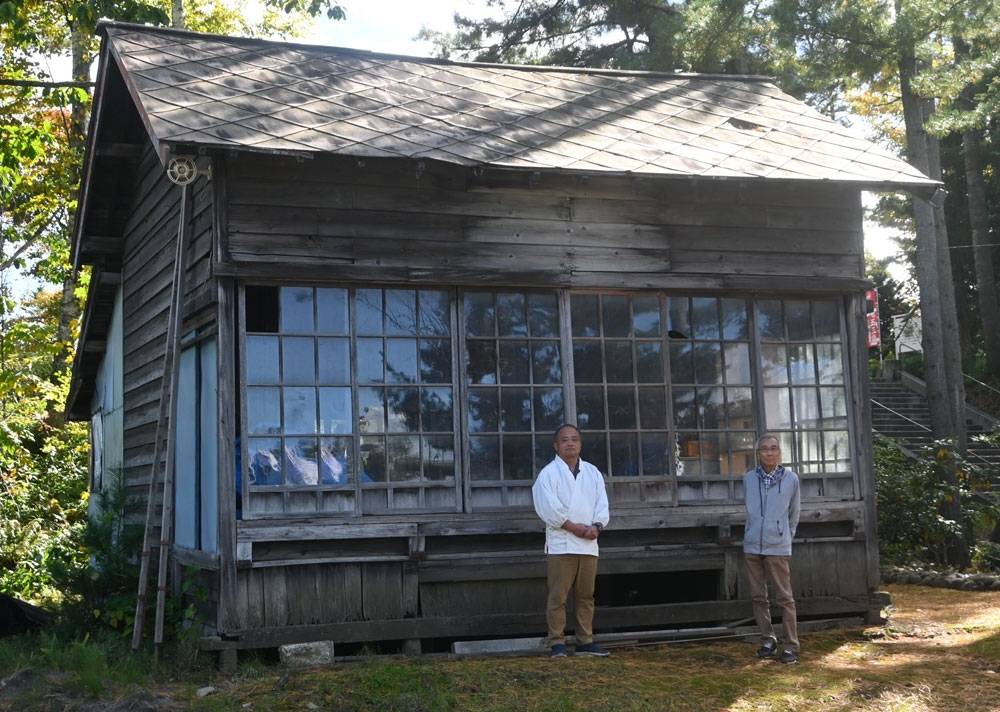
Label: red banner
xmin=866 ymin=289 xmax=881 ymax=348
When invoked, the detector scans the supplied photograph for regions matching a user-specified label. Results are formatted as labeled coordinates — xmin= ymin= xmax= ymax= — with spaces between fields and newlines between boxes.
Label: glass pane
xmin=467 ymin=388 xmax=499 ymax=433
xmin=796 ymin=430 xmax=823 ymax=471
xmin=386 ymin=339 xmax=418 ymax=384
xmin=532 ymin=342 xmax=562 ymax=385
xmin=817 ymin=344 xmax=844 ymax=384
xmin=246 ymin=336 xmax=279 ymax=384
xmin=573 ymin=342 xmax=603 ymax=383
xmin=466 ymin=341 xmax=497 ymax=384
xmin=359 ymin=387 xmax=386 ymax=433
xmin=824 ymin=430 xmax=851 ymax=469
xmin=281 ymin=287 xmax=314 ymax=333
xmin=792 ymin=387 xmax=820 ymax=428
xmin=698 ymin=387 xmax=725 ymax=429
xmin=757 ymin=300 xmax=784 ymax=340
xmin=358 ymin=338 xmax=384 ymax=384
xmin=787 ymin=300 xmax=812 ymax=340
xmin=788 ymin=344 xmax=816 ymax=384
xmin=282 ymin=337 xmax=315 ymax=383
xmin=693 ymin=342 xmax=723 ymax=384
xmin=419 ymin=290 xmax=451 ymax=335
xmin=387 ymin=435 xmax=420 ymax=481
xmin=320 ymin=436 xmax=352 ymax=484
xmin=318 ymin=337 xmax=350 ymax=384
xmin=360 ymin=435 xmax=386 ymax=482
xmin=319 ymin=387 xmax=352 ymax=434
xmin=720 ymin=298 xmax=748 ymax=339
xmin=669 ymin=342 xmax=694 ymax=384
xmin=247 ymin=438 xmax=282 ymax=485
xmin=576 ymin=387 xmax=606 ymax=429
xmin=499 ymin=341 xmax=530 ymax=383
xmin=640 ymin=433 xmax=668 ymax=475
xmin=820 ymin=387 xmax=848 ymax=425
xmin=666 ymin=297 xmax=691 ymax=339
xmin=422 ymin=387 xmax=453 ymax=432
xmin=602 ymin=295 xmax=631 ymax=338
xmin=636 ymin=342 xmax=663 ymax=383
xmin=580 ymin=433 xmax=606 ymax=472
xmin=423 ymin=435 xmax=454 ymax=480
xmin=534 ymin=388 xmax=565 ymax=431
xmin=633 ymin=296 xmax=661 ymax=337
xmin=605 ymin=341 xmax=634 ymax=383
xmin=503 ymin=435 xmax=534 ymax=480
xmin=356 ymin=289 xmax=383 ymax=334
xmin=637 ymin=387 xmax=666 ymax=429
xmin=469 ymin=436 xmax=499 ymax=480
xmin=387 ymin=386 xmax=419 ymax=433
xmin=729 ymin=431 xmax=757 ymax=474
xmin=672 ymin=388 xmax=696 ymax=429
xmin=501 ymin=388 xmax=531 ymax=432
xmin=247 ymin=387 xmax=280 ymax=435
xmin=764 ymin=387 xmax=792 ymax=430
xmin=571 ymin=294 xmax=600 ymax=337
xmin=316 ymin=288 xmax=348 ymax=334
xmin=528 ymin=293 xmax=559 ymax=337
xmin=723 ymin=343 xmax=751 ymax=384
xmin=497 ymin=293 xmax=527 ymax=336
xmin=284 ymin=387 xmax=317 ymax=434
xmin=420 ymin=338 xmax=452 ymax=383
xmin=385 ymin=290 xmax=417 ymax=335
xmin=534 ymin=436 xmax=555 ymax=474
xmin=691 ymin=298 xmax=720 ymax=339
xmin=760 ymin=344 xmax=788 ymax=385
xmin=285 ymin=438 xmax=320 ymax=486
xmin=727 ymin=387 xmax=755 ymax=429
xmin=610 ymin=432 xmax=639 ymax=476
xmin=813 ymin=300 xmax=840 ymax=341
xmin=465 ymin=293 xmax=496 ymax=336
xmin=607 ymin=387 xmax=635 ymax=429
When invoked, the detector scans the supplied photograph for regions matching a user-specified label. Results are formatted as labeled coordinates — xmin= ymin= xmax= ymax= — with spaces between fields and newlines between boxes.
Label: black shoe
xmin=756 ymin=640 xmax=777 ymax=658
xmin=778 ymin=649 xmax=798 ymax=664
xmin=574 ymin=642 xmax=610 ymax=657
xmin=550 ymin=644 xmax=567 ymax=658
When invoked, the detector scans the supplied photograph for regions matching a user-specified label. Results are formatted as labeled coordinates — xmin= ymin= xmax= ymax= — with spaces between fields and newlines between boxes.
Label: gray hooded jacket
xmin=742 ymin=466 xmax=801 ymax=557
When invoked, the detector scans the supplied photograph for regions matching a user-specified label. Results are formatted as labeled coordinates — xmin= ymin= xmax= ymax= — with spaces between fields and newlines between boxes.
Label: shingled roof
xmin=95 ymin=21 xmax=933 ymax=190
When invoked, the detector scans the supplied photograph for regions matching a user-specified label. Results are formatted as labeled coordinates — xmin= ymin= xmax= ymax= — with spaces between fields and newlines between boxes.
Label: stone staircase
xmin=870 ymin=378 xmax=1000 ymax=482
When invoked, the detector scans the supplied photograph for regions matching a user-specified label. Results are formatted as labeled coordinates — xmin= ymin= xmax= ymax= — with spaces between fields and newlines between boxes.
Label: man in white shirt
xmin=532 ymin=424 xmax=611 ymax=658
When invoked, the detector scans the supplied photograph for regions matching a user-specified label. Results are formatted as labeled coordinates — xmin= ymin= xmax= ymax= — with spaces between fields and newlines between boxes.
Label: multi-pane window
xmin=758 ymin=298 xmax=852 ymax=495
xmin=572 ymin=294 xmax=670 ymax=503
xmin=242 ymin=286 xmax=458 ymax=515
xmin=239 ymin=285 xmax=855 ymax=514
xmin=465 ymin=291 xmax=564 ymax=509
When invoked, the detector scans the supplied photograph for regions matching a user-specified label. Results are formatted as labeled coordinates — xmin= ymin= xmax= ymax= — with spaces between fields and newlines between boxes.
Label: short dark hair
xmin=756 ymin=434 xmax=780 ymax=450
xmin=553 ymin=423 xmax=581 ymax=442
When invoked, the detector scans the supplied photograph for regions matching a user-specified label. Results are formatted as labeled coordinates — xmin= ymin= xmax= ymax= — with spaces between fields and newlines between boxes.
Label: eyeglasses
xmin=758 ymin=446 xmax=780 ymax=453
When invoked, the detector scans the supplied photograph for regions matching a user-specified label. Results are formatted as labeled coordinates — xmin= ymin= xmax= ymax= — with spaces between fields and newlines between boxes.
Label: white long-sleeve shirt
xmin=532 ymin=456 xmax=610 ymax=556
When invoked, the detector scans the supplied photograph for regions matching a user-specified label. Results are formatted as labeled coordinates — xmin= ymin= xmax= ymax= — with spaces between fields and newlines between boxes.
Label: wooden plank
xmin=362 ymin=562 xmax=403 ymax=621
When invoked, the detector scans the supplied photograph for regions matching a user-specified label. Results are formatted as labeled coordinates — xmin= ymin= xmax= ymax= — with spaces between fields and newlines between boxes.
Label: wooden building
xmin=67 ymin=21 xmax=937 ymax=655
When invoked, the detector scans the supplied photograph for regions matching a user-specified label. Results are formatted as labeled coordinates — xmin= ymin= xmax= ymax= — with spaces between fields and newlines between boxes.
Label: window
xmin=465 ymin=291 xmax=564 ymax=508
xmin=239 ymin=285 xmax=854 ymax=515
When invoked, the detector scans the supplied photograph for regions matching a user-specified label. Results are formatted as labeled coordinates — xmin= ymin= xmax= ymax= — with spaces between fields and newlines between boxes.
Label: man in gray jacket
xmin=743 ymin=434 xmax=801 ymax=664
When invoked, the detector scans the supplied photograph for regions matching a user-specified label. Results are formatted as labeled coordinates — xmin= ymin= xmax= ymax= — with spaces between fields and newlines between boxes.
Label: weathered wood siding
xmin=222 ymin=153 xmax=864 ymax=291
xmin=119 ymin=144 xmax=216 ymax=527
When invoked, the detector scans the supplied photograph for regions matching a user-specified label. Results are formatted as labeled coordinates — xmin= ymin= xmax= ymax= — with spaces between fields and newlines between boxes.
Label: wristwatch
xmin=593 ymin=522 xmax=604 ymax=533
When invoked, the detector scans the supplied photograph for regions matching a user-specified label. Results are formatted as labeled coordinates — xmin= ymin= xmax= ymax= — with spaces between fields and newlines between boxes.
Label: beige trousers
xmin=546 ymin=554 xmax=598 ymax=646
xmin=745 ymin=553 xmax=799 ymax=652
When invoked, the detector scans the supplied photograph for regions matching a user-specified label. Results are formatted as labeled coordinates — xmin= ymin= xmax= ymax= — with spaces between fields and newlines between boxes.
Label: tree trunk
xmin=172 ymin=0 xmax=184 ymax=29
xmin=898 ymin=48 xmax=971 ymax=568
xmin=954 ymin=38 xmax=1000 ymax=378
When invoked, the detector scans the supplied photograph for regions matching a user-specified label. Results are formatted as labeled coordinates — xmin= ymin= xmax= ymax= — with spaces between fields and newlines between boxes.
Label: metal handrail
xmin=964 ymin=372 xmax=1000 ymax=399
xmin=871 ymin=398 xmax=999 ymax=473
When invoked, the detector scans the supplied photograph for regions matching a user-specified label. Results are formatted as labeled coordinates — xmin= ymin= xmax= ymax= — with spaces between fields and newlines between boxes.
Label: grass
xmin=2 ymin=583 xmax=999 ymax=711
